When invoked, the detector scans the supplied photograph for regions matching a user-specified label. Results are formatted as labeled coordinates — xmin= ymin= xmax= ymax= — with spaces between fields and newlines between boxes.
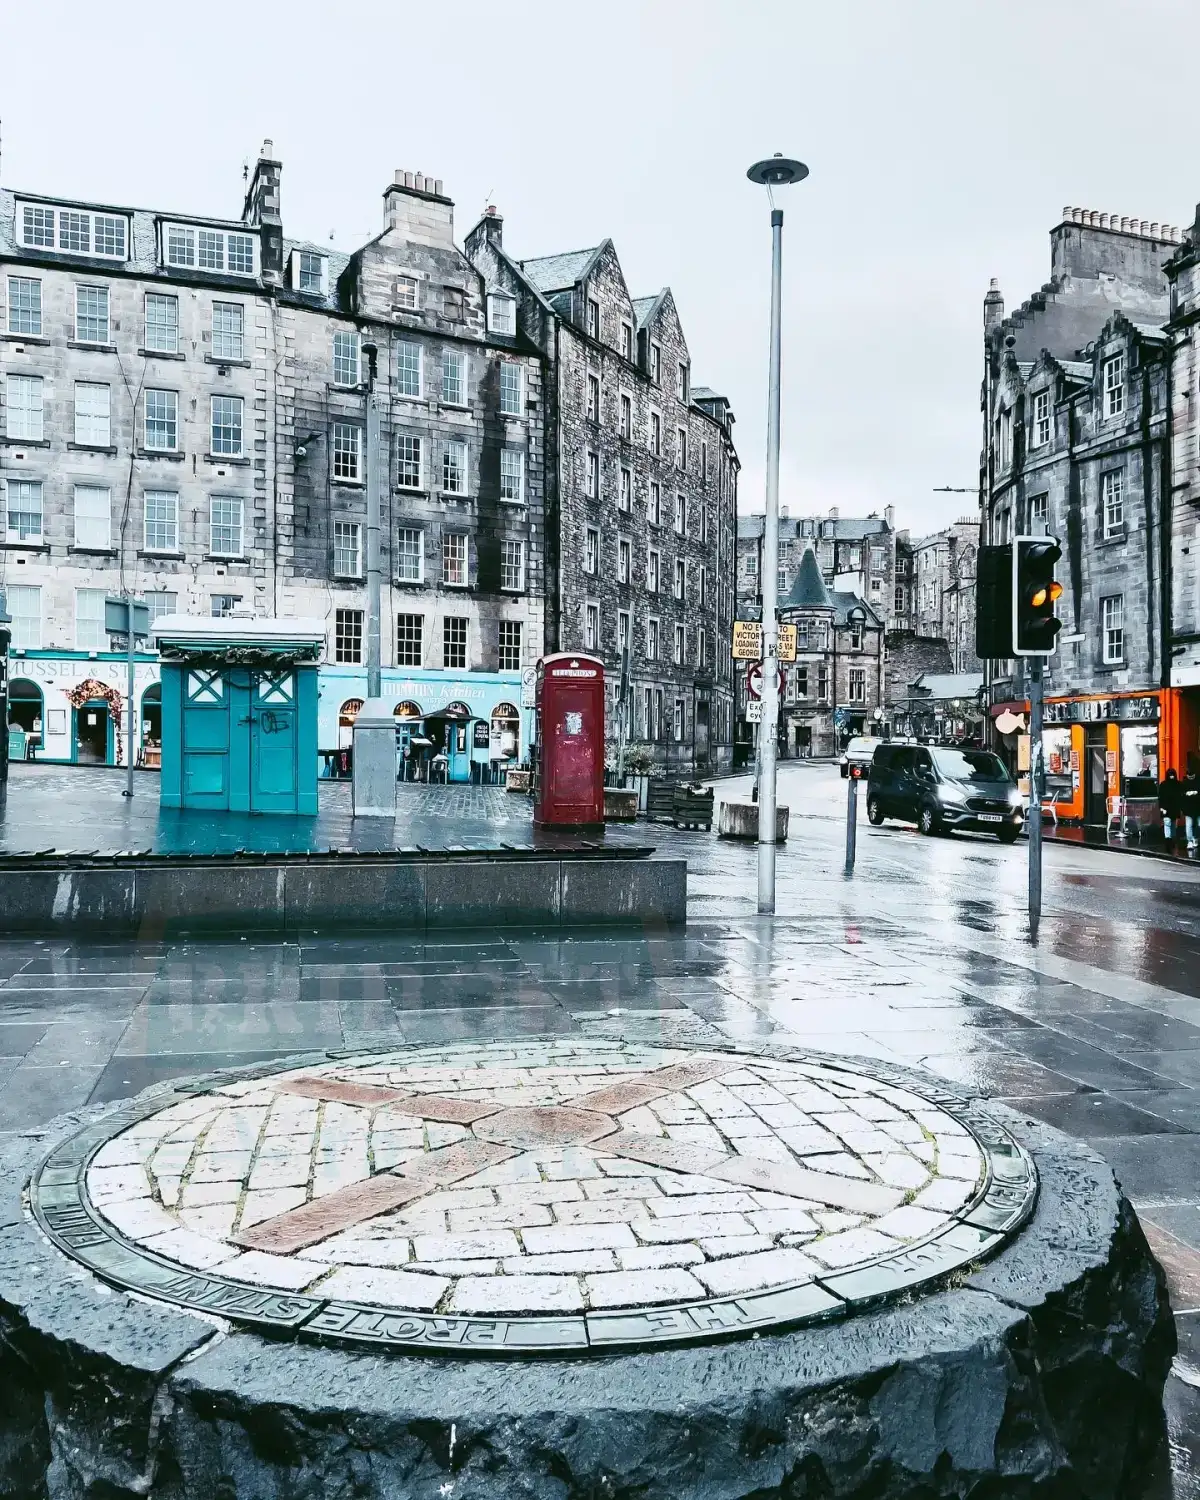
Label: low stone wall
xmin=0 ymin=1065 xmax=1174 ymax=1500
xmin=0 ymin=851 xmax=686 ymax=935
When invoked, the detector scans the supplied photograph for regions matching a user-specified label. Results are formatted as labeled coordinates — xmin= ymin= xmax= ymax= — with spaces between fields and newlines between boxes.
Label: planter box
xmin=673 ymin=786 xmax=714 ymax=831
xmin=505 ymin=769 xmax=532 ymax=793
xmin=718 ymin=798 xmax=789 ymax=842
xmin=646 ymin=779 xmax=678 ymax=823
xmin=604 ymin=788 xmax=639 ymax=822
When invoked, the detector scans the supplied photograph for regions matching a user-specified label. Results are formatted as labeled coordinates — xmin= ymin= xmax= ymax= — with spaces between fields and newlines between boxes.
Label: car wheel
xmin=918 ymin=803 xmax=939 ymax=836
xmin=867 ymin=797 xmax=885 ymax=826
xmin=997 ymin=826 xmax=1020 ymax=845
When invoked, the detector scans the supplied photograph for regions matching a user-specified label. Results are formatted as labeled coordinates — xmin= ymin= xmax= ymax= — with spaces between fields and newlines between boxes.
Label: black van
xmin=866 ymin=744 xmax=1024 ymax=842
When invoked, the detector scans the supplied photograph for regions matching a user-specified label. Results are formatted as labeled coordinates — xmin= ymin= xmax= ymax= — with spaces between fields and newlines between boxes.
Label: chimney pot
xmin=434 ymin=179 xmax=443 ymax=196
xmin=404 ymin=171 xmax=414 ymax=189
xmin=1152 ymin=222 xmax=1160 ymax=236
xmin=1120 ymin=216 xmax=1130 ymax=231
xmin=1073 ymin=208 xmax=1083 ymax=223
xmin=1063 ymin=205 xmax=1072 ymax=220
xmin=1089 ymin=210 xmax=1100 ymax=226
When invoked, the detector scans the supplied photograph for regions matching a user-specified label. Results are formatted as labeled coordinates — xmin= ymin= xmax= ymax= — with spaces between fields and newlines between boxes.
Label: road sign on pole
xmin=778 ymin=623 xmax=797 ymax=662
xmin=746 ymin=661 xmax=786 ymax=701
xmin=732 ymin=621 xmax=763 ymax=661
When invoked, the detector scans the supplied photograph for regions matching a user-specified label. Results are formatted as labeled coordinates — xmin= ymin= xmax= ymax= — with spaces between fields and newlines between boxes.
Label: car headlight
xmin=938 ymin=790 xmax=968 ymax=808
xmin=1008 ymin=789 xmax=1023 ymax=807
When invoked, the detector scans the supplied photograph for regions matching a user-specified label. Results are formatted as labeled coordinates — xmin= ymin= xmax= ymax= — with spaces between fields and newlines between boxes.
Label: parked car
xmin=866 ymin=744 xmax=1023 ymax=842
xmin=840 ymin=736 xmax=883 ymax=778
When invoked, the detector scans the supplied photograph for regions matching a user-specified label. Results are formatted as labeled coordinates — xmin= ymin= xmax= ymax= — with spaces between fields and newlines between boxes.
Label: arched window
xmin=338 ymin=698 xmax=363 ymax=748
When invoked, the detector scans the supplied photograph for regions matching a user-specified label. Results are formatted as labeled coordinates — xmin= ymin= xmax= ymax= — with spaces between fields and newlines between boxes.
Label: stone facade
xmin=981 ymin=209 xmax=1176 ymax=709
xmin=0 ymin=152 xmax=545 ymax=709
xmin=737 ymin=508 xmax=898 ymax=629
xmin=897 ymin=520 xmax=980 ymax=675
xmin=734 ymin=522 xmax=887 ymax=759
xmin=465 ymin=219 xmax=739 ymax=771
xmin=1164 ymin=219 xmax=1200 ymax=710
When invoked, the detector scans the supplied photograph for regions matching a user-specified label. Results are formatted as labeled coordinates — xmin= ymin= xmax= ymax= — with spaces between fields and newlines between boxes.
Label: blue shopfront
xmin=318 ymin=666 xmax=532 ymax=785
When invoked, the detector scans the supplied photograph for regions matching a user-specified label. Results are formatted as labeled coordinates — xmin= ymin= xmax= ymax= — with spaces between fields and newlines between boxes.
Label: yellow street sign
xmin=778 ymin=624 xmax=797 ymax=662
xmin=732 ymin=621 xmax=763 ymax=661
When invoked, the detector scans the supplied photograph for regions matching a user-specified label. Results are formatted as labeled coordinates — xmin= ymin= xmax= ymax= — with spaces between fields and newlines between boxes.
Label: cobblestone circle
xmin=34 ymin=1040 xmax=1037 ymax=1354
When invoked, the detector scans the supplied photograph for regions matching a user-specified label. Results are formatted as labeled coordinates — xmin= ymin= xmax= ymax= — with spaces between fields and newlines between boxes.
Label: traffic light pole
xmin=1028 ymin=658 xmax=1044 ymax=940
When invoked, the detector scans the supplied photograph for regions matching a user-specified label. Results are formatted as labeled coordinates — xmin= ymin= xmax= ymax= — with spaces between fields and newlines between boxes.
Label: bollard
xmin=845 ymin=765 xmax=859 ymax=873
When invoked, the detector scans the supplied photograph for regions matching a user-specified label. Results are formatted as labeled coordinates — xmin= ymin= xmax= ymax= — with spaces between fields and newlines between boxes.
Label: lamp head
xmin=747 ymin=155 xmax=809 ymax=188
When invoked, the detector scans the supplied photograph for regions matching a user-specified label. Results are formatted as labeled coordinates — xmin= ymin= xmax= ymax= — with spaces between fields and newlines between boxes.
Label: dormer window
xmin=393 ymin=275 xmax=419 ymax=310
xmin=1032 ymin=389 xmax=1051 ymax=448
xmin=163 ymin=223 xmax=256 ymax=276
xmin=298 ymin=251 xmax=324 ymax=292
xmin=1103 ymin=354 xmax=1125 ymax=418
xmin=18 ymin=202 xmax=128 ymax=260
xmin=488 ymin=293 xmax=515 ymax=335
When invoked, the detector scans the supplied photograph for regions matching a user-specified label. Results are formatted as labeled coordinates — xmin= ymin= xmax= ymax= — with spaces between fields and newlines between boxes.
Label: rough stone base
xmin=0 ymin=1073 xmax=1173 ymax=1500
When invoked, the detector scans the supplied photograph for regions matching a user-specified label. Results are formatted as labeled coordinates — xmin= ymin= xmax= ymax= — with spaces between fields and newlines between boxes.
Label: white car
xmin=840 ymin=736 xmax=883 ymax=778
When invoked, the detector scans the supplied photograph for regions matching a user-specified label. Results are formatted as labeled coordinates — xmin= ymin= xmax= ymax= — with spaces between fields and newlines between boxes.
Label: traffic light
xmin=1013 ymin=536 xmax=1063 ymax=655
xmin=975 ymin=545 xmax=1013 ymax=660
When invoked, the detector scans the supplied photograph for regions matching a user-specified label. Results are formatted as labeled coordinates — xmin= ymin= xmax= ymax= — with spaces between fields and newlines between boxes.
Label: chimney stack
xmin=242 ymin=139 xmax=283 ymax=286
xmin=984 ymin=276 xmax=1005 ymax=330
xmin=884 ymin=504 xmax=895 ymax=530
xmin=383 ymin=170 xmax=455 ymax=249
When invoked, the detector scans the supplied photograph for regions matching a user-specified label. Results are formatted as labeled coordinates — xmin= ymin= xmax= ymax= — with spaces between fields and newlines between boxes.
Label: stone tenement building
xmin=734 ymin=516 xmax=887 ymax=758
xmin=736 ymin=507 xmax=898 ymax=629
xmin=982 ymin=206 xmax=1178 ymax=823
xmin=898 ymin=520 xmax=979 ymax=674
xmin=1164 ymin=215 xmax=1200 ymax=773
xmin=0 ymin=144 xmax=737 ymax=771
xmin=465 ymin=216 xmax=739 ymax=770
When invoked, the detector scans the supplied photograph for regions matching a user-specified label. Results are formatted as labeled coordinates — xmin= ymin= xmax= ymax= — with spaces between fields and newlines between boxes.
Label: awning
xmin=990 ymin=699 xmax=1030 ymax=718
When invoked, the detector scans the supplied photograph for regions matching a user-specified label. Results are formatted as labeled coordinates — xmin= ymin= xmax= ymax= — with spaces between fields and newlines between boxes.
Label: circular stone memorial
xmin=0 ymin=1039 xmax=1175 ymax=1500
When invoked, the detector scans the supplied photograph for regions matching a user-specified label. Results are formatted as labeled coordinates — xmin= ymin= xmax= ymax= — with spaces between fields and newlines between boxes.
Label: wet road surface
xmin=3 ymin=759 xmax=1200 ymax=1494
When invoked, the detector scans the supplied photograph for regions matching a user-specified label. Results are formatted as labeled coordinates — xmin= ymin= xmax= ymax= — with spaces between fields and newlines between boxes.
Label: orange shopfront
xmin=995 ymin=690 xmax=1190 ymax=828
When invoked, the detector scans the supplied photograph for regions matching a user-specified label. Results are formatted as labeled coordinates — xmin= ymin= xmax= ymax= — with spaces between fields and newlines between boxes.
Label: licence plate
xmin=978 ymin=813 xmax=1003 ymax=823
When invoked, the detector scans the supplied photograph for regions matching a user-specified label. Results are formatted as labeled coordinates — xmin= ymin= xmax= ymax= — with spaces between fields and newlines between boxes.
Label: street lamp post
xmin=361 ymin=340 xmax=382 ymax=701
xmin=747 ymin=154 xmax=808 ymax=916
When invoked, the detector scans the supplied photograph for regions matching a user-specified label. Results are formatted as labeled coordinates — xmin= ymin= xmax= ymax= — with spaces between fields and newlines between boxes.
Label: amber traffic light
xmin=1013 ymin=536 xmax=1063 ymax=655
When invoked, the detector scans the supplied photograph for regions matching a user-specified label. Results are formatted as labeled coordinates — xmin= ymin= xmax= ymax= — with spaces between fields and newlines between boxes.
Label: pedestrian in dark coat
xmin=1159 ymin=767 xmax=1182 ymax=844
xmin=1182 ymin=756 xmax=1200 ymax=853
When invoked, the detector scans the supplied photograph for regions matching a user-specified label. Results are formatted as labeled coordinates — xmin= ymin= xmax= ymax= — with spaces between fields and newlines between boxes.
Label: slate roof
xmin=633 ymin=293 xmax=664 ymax=328
xmin=1058 ymin=359 xmax=1092 ymax=380
xmin=781 ymin=548 xmax=831 ymax=610
xmin=519 ymin=246 xmax=602 ymax=293
xmin=692 ymin=386 xmax=726 ymax=402
xmin=737 ymin=513 xmax=892 ymax=542
xmin=829 ymin=591 xmax=884 ymax=629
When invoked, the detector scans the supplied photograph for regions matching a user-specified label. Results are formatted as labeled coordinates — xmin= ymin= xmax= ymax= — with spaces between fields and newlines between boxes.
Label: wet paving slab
xmin=5 ymin=760 xmax=1200 ymax=1491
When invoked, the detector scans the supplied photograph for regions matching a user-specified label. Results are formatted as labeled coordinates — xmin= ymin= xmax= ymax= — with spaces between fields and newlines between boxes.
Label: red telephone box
xmin=535 ymin=653 xmax=605 ymax=827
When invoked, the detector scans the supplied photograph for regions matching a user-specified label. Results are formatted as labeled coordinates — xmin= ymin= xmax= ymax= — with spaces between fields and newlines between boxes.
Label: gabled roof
xmin=692 ymin=385 xmax=726 ymax=402
xmin=633 ymin=292 xmax=665 ymax=329
xmin=782 ymin=547 xmax=832 ymax=610
xmin=519 ymin=245 xmax=603 ymax=293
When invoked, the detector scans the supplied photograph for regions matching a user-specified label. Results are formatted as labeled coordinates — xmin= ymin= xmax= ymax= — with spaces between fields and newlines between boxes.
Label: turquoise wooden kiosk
xmin=152 ymin=617 xmax=324 ymax=814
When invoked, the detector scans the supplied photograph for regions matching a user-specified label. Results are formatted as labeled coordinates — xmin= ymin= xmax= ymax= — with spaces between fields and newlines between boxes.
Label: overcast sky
xmin=4 ymin=0 xmax=1197 ymax=537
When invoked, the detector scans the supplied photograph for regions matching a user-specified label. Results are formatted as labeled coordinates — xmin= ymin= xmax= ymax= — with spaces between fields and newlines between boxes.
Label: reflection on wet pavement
xmin=5 ymin=759 xmax=1200 ymax=1493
